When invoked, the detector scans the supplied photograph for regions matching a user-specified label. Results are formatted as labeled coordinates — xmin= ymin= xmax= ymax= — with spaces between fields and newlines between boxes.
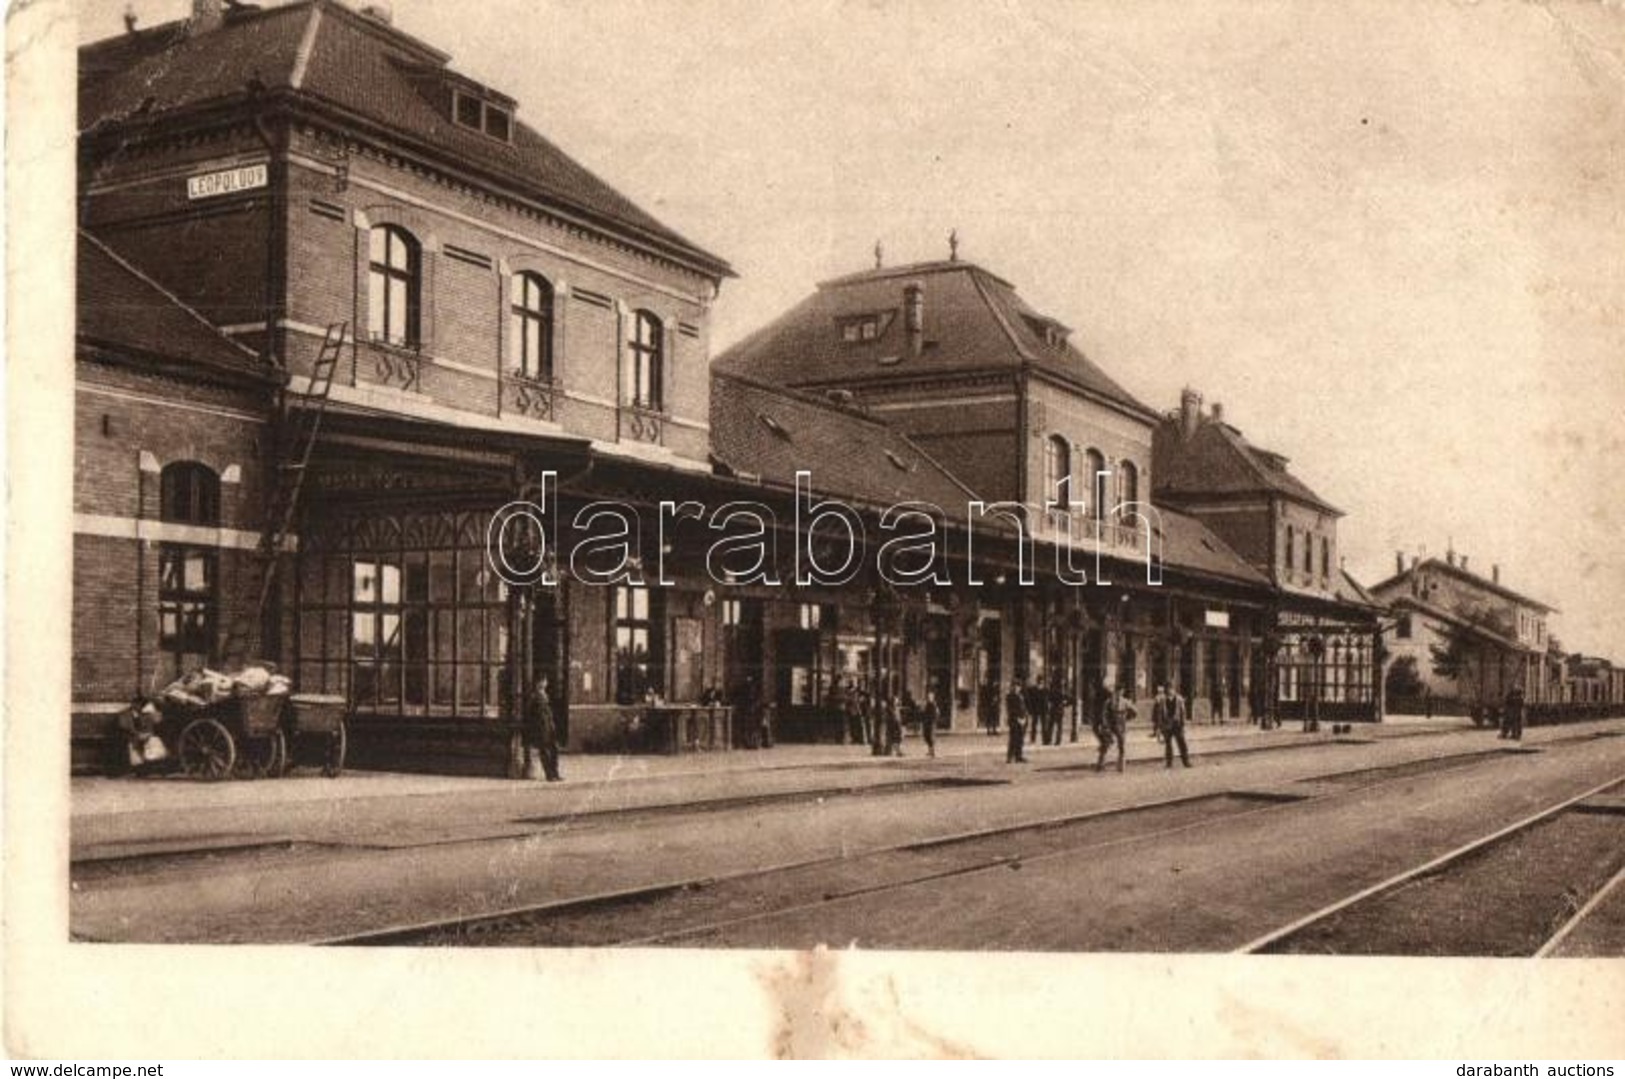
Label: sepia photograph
xmin=6 ymin=0 xmax=1625 ymax=1060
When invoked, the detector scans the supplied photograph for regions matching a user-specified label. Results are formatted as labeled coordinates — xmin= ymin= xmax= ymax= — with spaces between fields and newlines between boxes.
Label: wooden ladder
xmin=218 ymin=321 xmax=347 ymax=667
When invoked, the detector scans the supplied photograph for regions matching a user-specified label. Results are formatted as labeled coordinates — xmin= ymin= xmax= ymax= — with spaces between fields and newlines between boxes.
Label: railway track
xmin=324 ymin=743 xmax=1610 ymax=950
xmin=1241 ymin=775 xmax=1625 ymax=957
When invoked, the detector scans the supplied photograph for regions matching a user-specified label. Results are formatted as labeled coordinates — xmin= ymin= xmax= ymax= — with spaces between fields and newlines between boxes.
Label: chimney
xmin=904 ymin=282 xmax=924 ymax=356
xmin=1396 ymin=551 xmax=1406 ymax=576
xmin=190 ymin=0 xmax=225 ymax=33
xmin=1180 ymin=388 xmax=1203 ymax=438
xmin=360 ymin=2 xmax=395 ymax=24
xmin=1461 ymin=555 xmax=1469 ymax=572
xmin=1493 ymin=564 xmax=1501 ymax=584
xmin=1211 ymin=401 xmax=1224 ymax=424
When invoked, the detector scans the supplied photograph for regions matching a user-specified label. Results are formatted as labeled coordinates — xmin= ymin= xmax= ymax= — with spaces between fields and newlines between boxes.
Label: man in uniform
xmin=524 ymin=676 xmax=562 ymax=782
xmin=1096 ymin=684 xmax=1135 ymax=773
xmin=1005 ymin=679 xmax=1029 ymax=763
xmin=1153 ymin=683 xmax=1192 ymax=768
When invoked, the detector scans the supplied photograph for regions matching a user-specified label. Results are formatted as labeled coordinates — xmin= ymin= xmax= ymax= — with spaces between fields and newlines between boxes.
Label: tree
xmin=1385 ymin=655 xmax=1424 ymax=699
xmin=1428 ymin=622 xmax=1473 ymax=681
xmin=1428 ymin=603 xmax=1514 ymax=703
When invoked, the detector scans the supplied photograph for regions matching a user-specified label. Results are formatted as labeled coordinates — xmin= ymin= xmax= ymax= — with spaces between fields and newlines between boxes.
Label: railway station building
xmin=1370 ymin=551 xmax=1558 ymax=711
xmin=1151 ymin=391 xmax=1385 ymax=725
xmin=72 ymin=0 xmax=1381 ymax=775
xmin=709 ymin=258 xmax=1309 ymax=732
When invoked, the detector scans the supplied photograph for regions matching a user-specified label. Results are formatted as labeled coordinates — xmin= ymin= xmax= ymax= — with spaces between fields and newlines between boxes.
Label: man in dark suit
xmin=1024 ymin=677 xmax=1047 ymax=748
xmin=1502 ymin=685 xmax=1526 ymax=741
xmin=1045 ymin=680 xmax=1067 ymax=745
xmin=1005 ymin=680 xmax=1029 ymax=763
xmin=1153 ymin=683 xmax=1191 ymax=768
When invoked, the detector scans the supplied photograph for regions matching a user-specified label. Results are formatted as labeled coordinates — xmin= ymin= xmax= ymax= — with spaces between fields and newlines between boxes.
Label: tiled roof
xmin=1153 ymin=415 xmax=1342 ymax=515
xmin=1368 ymin=557 xmax=1556 ymax=615
xmin=77 ymin=229 xmax=268 ymax=379
xmin=709 ymin=372 xmax=978 ymax=510
xmin=1150 ymin=507 xmax=1271 ymax=587
xmin=79 ymin=1 xmax=731 ymax=279
xmin=1335 ymin=569 xmax=1380 ymax=609
xmin=710 ymin=372 xmax=1268 ymax=589
xmin=1386 ymin=594 xmax=1529 ymax=653
xmin=712 ymin=260 xmax=1156 ymax=419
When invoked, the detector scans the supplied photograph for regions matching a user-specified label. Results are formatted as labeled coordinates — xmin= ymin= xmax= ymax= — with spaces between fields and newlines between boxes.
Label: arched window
xmin=510 ymin=272 xmax=554 ymax=380
xmin=157 ymin=462 xmax=220 ymax=674
xmin=627 ymin=309 xmax=664 ymax=410
xmin=1043 ymin=435 xmax=1071 ymax=508
xmin=1084 ymin=448 xmax=1106 ymax=519
xmin=368 ymin=225 xmax=421 ymax=348
xmin=159 ymin=461 xmax=220 ymax=525
xmin=1115 ymin=460 xmax=1139 ymax=521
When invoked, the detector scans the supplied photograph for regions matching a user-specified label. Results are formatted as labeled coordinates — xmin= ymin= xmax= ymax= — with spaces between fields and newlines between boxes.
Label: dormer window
xmin=484 ymin=106 xmax=511 ymax=141
xmin=452 ymin=89 xmax=513 ymax=142
xmin=1022 ymin=314 xmax=1070 ymax=349
xmin=837 ymin=312 xmax=893 ymax=343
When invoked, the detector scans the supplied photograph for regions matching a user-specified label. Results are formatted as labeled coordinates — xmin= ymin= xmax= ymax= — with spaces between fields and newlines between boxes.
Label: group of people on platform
xmin=996 ymin=679 xmax=1193 ymax=773
xmin=827 ymin=680 xmax=944 ymax=759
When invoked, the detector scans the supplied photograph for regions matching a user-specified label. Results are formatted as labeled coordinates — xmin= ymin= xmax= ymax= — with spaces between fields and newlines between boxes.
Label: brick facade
xmin=71 ymin=360 xmax=274 ymax=770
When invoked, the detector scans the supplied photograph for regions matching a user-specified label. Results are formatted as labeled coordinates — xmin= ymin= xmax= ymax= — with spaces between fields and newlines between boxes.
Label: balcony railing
xmin=1043 ymin=508 xmax=1147 ymax=549
xmin=619 ymin=403 xmax=665 ymax=446
xmin=368 ymin=333 xmax=421 ymax=391
xmin=506 ymin=372 xmax=557 ymax=422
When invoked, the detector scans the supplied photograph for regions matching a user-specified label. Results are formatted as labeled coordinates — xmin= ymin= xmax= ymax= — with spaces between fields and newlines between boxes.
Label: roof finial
xmin=948 ymin=228 xmax=959 ymax=262
xmin=874 ymin=240 xmax=884 ymax=270
xmin=123 ymin=2 xmax=139 ymax=31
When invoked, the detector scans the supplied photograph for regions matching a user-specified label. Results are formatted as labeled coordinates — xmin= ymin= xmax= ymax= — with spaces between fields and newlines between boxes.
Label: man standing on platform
xmin=919 ymin=691 xmax=940 ymax=758
xmin=1501 ymin=684 xmax=1526 ymax=741
xmin=524 ymin=676 xmax=562 ymax=782
xmin=1024 ymin=677 xmax=1047 ymax=748
xmin=1096 ymin=685 xmax=1134 ymax=773
xmin=1046 ymin=679 xmax=1067 ymax=745
xmin=1154 ymin=683 xmax=1191 ymax=769
xmin=1005 ymin=679 xmax=1029 ymax=763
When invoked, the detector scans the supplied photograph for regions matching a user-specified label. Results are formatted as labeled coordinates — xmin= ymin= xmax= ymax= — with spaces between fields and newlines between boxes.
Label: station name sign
xmin=186 ymin=164 xmax=268 ymax=201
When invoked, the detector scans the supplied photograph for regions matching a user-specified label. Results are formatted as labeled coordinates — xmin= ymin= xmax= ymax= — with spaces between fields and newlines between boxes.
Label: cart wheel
xmin=237 ymin=731 xmax=285 ymax=779
xmin=278 ymin=731 xmax=300 ymax=777
xmin=323 ymin=721 xmax=347 ymax=778
xmin=178 ymin=718 xmax=235 ymax=781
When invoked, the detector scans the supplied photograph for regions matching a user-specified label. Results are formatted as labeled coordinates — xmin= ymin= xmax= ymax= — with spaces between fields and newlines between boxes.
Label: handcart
xmin=281 ymin=693 xmax=349 ymax=778
xmin=166 ymin=692 xmax=288 ymax=781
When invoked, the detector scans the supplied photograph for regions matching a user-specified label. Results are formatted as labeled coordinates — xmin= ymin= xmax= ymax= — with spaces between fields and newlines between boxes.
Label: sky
xmin=82 ymin=0 xmax=1625 ymax=659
